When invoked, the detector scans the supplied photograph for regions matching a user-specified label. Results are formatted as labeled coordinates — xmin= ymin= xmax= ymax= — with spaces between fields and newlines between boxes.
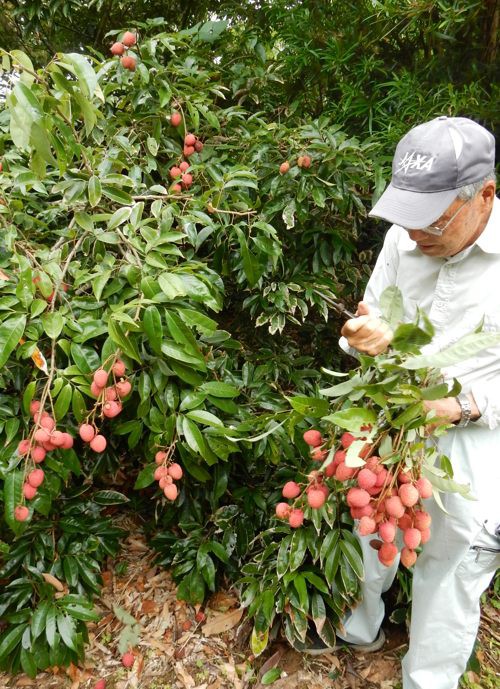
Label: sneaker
xmin=298 ymin=627 xmax=386 ymax=656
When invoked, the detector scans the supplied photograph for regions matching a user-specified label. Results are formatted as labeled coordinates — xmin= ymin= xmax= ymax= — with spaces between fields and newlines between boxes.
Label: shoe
xmin=299 ymin=627 xmax=386 ymax=656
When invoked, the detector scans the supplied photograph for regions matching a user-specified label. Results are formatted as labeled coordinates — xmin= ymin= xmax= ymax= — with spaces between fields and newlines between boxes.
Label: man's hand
xmin=423 ymin=395 xmax=480 ymax=426
xmin=341 ymin=301 xmax=393 ymax=356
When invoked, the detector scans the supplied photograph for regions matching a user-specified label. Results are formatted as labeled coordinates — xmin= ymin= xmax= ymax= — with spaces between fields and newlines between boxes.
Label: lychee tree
xmin=0 ymin=23 xmax=378 ymax=674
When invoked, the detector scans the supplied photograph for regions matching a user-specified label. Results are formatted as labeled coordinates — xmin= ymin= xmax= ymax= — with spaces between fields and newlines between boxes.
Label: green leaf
xmin=4 ymin=471 xmax=27 ymax=535
xmin=402 ymin=331 xmax=500 ymax=370
xmin=41 ymin=312 xmax=64 ymax=339
xmin=93 ymin=490 xmax=130 ymax=505
xmin=340 ymin=540 xmax=364 ymax=580
xmin=56 ymin=613 xmax=76 ymax=651
xmin=289 ymin=529 xmax=307 ymax=572
xmin=54 ymin=383 xmax=72 ymax=420
xmin=250 ymin=626 xmax=269 ymax=657
xmin=31 ymin=600 xmax=51 ymax=640
xmin=182 ymin=417 xmax=207 ymax=457
xmin=0 ymin=624 xmax=25 ymax=660
xmin=0 ymin=316 xmax=26 ymax=368
xmin=59 ymin=53 xmax=98 ymax=98
xmin=143 ymin=305 xmax=163 ymax=354
xmin=20 ymin=647 xmax=37 ymax=678
xmin=288 ymin=395 xmax=330 ymax=417
xmin=158 ymin=273 xmax=187 ymax=299
xmin=107 ymin=206 xmax=132 ymax=230
xmin=185 ymin=410 xmax=224 ymax=427
xmin=45 ymin=606 xmax=57 ymax=647
xmin=108 ymin=320 xmax=141 ymax=362
xmin=199 ymin=381 xmax=240 ymax=398
xmin=176 ymin=570 xmax=205 ymax=605
xmin=379 ymin=286 xmax=404 ymax=328
xmin=261 ymin=668 xmax=282 ymax=684
xmin=323 ymin=407 xmax=377 ymax=431
xmin=88 ymin=176 xmax=102 ymax=207
xmin=134 ymin=464 xmax=155 ymax=489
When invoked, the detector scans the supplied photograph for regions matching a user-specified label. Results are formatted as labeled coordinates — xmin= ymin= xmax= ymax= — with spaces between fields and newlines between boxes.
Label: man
xmin=310 ymin=117 xmax=500 ymax=689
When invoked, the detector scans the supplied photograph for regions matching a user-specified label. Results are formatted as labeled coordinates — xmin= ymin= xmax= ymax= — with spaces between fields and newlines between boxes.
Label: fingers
xmin=341 ymin=315 xmax=393 ymax=356
xmin=356 ymin=301 xmax=371 ymax=317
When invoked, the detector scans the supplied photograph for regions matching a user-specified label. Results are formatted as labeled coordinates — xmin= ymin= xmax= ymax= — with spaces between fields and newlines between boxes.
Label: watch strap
xmin=456 ymin=392 xmax=472 ymax=427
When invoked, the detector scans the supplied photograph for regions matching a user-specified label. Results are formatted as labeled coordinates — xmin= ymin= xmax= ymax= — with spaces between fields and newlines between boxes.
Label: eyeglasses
xmin=403 ymin=199 xmax=471 ymax=236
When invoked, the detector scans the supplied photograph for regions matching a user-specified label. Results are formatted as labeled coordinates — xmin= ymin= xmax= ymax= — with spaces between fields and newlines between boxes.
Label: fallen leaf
xmin=141 ymin=599 xmax=158 ymax=614
xmin=201 ymin=607 xmax=244 ymax=636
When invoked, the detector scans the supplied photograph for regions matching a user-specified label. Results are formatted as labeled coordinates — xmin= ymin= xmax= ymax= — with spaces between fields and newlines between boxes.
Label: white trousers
xmin=337 ymin=426 xmax=500 ymax=689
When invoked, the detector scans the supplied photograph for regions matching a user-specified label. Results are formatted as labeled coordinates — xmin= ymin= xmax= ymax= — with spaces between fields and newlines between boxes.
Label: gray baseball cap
xmin=369 ymin=116 xmax=496 ymax=229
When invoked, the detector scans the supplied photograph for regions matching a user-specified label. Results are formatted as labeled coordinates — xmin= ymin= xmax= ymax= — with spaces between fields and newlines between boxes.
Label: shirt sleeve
xmin=339 ymin=225 xmax=401 ymax=358
xmin=469 ymin=383 xmax=500 ymax=429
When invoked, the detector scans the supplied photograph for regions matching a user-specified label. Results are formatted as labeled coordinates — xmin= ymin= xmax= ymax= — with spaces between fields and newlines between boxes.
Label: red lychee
xmin=282 ymin=481 xmax=301 ymax=499
xmin=303 ymin=429 xmax=323 ymax=447
xmin=288 ymin=509 xmax=304 ymax=528
xmin=120 ymin=55 xmax=136 ymax=71
xmin=121 ymin=651 xmax=135 ymax=668
xmin=122 ymin=32 xmax=137 ymax=47
xmin=171 ymin=112 xmax=182 ymax=127
xmin=14 ymin=505 xmax=30 ymax=522
xmin=110 ymin=42 xmax=125 ymax=56
xmin=90 ymin=434 xmax=107 ymax=453
xmin=79 ymin=424 xmax=95 ymax=442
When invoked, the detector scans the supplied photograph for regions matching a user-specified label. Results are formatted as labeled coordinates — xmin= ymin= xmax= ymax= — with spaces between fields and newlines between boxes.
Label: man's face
xmin=407 ymin=184 xmax=494 ymax=258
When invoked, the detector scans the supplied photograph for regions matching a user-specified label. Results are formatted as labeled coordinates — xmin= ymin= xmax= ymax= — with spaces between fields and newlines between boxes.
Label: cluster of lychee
xmin=279 ymin=155 xmax=312 ymax=175
xmin=168 ymin=115 xmax=204 ymax=194
xmin=15 ymin=404 xmax=75 ymax=521
xmin=275 ymin=428 xmax=434 ymax=569
xmin=154 ymin=450 xmax=183 ymax=501
xmin=110 ymin=31 xmax=138 ymax=71
xmin=79 ymin=359 xmax=131 ymax=452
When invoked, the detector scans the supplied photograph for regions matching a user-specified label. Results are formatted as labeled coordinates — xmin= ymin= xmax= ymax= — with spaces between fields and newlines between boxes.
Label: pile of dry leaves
xmin=0 ymin=515 xmax=497 ymax=689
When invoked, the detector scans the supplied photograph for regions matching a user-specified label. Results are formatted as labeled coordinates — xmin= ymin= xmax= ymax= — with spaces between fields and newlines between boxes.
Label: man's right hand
xmin=341 ymin=301 xmax=393 ymax=356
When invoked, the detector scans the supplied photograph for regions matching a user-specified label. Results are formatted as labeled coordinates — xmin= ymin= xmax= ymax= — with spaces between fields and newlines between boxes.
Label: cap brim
xmin=369 ymin=183 xmax=458 ymax=229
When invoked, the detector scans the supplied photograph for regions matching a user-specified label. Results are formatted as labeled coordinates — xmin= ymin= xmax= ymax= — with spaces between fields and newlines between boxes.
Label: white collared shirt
xmin=357 ymin=196 xmax=500 ymax=429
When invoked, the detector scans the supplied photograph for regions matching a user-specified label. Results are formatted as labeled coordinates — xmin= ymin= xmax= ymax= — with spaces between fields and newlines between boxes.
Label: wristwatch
xmin=455 ymin=392 xmax=472 ymax=427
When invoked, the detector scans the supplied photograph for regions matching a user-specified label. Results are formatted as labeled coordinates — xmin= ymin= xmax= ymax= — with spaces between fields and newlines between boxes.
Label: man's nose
xmin=408 ymin=229 xmax=430 ymax=241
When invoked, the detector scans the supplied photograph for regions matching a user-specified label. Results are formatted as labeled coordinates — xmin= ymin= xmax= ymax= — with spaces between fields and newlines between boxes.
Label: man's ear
xmin=481 ymin=180 xmax=496 ymax=205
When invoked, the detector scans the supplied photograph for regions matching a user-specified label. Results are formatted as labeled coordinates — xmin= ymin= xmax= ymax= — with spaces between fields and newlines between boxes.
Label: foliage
xmin=0 ymin=1 xmax=497 ymax=675
xmin=0 ymin=22 xmax=377 ymax=668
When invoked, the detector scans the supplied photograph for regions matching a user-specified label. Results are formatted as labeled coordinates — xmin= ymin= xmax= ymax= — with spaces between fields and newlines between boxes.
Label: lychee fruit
xmin=170 ymin=166 xmax=182 ymax=179
xmin=288 ymin=509 xmax=304 ymax=528
xmin=120 ymin=55 xmax=136 ymax=71
xmin=121 ymin=32 xmax=137 ymax=47
xmin=385 ymin=496 xmax=405 ymax=519
xmin=415 ymin=476 xmax=433 ymax=499
xmin=275 ymin=502 xmax=290 ymax=519
xmin=17 ymin=439 xmax=31 ymax=456
xmin=23 ymin=483 xmax=37 ymax=500
xmin=112 ymin=359 xmax=126 ymax=377
xmin=400 ymin=547 xmax=417 ymax=568
xmin=121 ymin=651 xmax=135 ymax=668
xmin=340 ymin=432 xmax=355 ymax=448
xmin=90 ymin=434 xmax=107 ymax=453
xmin=358 ymin=516 xmax=376 ymax=536
xmin=303 ymin=429 xmax=323 ymax=447
xmin=110 ymin=42 xmax=125 ymax=56
xmin=398 ymin=483 xmax=419 ymax=507
xmin=93 ymin=369 xmax=109 ymax=388
xmin=167 ymin=463 xmax=183 ymax=480
xmin=307 ymin=488 xmax=326 ymax=509
xmin=164 ymin=483 xmax=178 ymax=500
xmin=334 ymin=462 xmax=357 ymax=481
xmin=171 ymin=111 xmax=182 ymax=127
xmin=184 ymin=133 xmax=196 ymax=146
xmin=346 ymin=487 xmax=370 ymax=508
xmin=103 ymin=401 xmax=122 ymax=418
xmin=403 ymin=527 xmax=421 ymax=550
xmin=279 ymin=161 xmax=290 ymax=175
xmin=27 ymin=469 xmax=45 ymax=488
xmin=357 ymin=468 xmax=377 ymax=490
xmin=79 ymin=424 xmax=95 ymax=442
xmin=14 ymin=505 xmax=30 ymax=522
xmin=282 ymin=481 xmax=301 ymax=499
xmin=378 ymin=521 xmax=396 ymax=543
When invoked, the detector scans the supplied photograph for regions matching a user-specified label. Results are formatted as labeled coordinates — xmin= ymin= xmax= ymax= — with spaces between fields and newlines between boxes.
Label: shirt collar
xmin=395 ymin=195 xmax=500 ymax=254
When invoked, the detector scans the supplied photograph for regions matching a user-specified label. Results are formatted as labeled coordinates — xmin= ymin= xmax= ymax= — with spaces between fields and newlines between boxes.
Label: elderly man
xmin=308 ymin=117 xmax=500 ymax=689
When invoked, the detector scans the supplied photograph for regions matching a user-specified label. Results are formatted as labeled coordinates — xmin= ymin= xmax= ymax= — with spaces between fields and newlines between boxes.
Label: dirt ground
xmin=0 ymin=517 xmax=498 ymax=689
